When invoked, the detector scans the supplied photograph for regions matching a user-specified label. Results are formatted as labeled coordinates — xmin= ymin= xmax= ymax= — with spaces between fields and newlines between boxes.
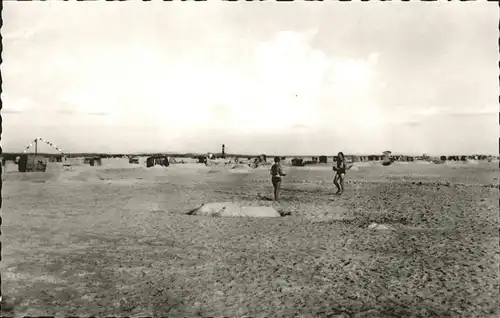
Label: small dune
xmin=187 ymin=202 xmax=281 ymax=218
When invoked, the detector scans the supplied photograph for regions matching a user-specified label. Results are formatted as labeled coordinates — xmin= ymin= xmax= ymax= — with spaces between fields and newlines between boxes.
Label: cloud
xmin=291 ymin=123 xmax=311 ymax=130
xmin=414 ymin=104 xmax=497 ymax=118
xmin=447 ymin=111 xmax=498 ymax=118
xmin=368 ymin=52 xmax=380 ymax=65
xmin=57 ymin=109 xmax=76 ymax=115
xmin=402 ymin=121 xmax=421 ymax=128
xmin=415 ymin=107 xmax=448 ymax=116
xmin=242 ymin=30 xmax=386 ymax=134
xmin=87 ymin=112 xmax=110 ymax=116
xmin=2 ymin=109 xmax=24 ymax=114
xmin=248 ymin=30 xmax=328 ymax=130
xmin=2 ymin=2 xmax=496 ymax=155
xmin=60 ymin=88 xmax=118 ymax=117
xmin=1 ymin=96 xmax=33 ymax=113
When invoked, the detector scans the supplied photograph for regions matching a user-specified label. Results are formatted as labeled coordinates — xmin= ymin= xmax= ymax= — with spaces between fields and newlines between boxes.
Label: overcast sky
xmin=2 ymin=1 xmax=498 ymax=155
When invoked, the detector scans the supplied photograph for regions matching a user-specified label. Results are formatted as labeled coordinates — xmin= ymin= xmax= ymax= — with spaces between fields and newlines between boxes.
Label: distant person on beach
xmin=270 ymin=156 xmax=286 ymax=201
xmin=333 ymin=152 xmax=350 ymax=195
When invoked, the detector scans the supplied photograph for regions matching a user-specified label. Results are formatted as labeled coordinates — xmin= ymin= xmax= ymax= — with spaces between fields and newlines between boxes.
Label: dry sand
xmin=1 ymin=160 xmax=498 ymax=317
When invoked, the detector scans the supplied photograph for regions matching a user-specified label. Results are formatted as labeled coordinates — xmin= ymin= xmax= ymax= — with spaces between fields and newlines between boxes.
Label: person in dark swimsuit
xmin=333 ymin=152 xmax=347 ymax=194
xmin=270 ymin=157 xmax=286 ymax=201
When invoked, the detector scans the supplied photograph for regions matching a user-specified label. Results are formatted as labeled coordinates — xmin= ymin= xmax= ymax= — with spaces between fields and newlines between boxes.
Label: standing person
xmin=333 ymin=152 xmax=349 ymax=195
xmin=270 ymin=156 xmax=286 ymax=202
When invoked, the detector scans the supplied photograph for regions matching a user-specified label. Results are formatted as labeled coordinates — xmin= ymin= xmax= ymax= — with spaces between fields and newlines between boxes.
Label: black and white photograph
xmin=1 ymin=1 xmax=498 ymax=317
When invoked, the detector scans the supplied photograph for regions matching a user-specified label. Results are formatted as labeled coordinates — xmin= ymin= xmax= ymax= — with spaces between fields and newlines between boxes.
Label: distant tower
xmin=222 ymin=144 xmax=226 ymax=158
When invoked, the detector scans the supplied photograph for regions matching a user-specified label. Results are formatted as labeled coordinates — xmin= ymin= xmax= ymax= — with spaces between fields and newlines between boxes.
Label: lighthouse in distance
xmin=222 ymin=144 xmax=226 ymax=158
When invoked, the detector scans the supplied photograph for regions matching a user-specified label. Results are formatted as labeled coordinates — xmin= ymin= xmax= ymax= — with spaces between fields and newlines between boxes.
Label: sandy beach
xmin=1 ymin=159 xmax=498 ymax=317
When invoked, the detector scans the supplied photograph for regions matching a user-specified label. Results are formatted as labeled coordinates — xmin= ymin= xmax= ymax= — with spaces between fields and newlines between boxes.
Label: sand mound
xmin=207 ymin=168 xmax=223 ymax=174
xmin=415 ymin=160 xmax=432 ymax=164
xmin=349 ymin=165 xmax=359 ymax=171
xmin=2 ymin=163 xmax=62 ymax=182
xmin=368 ymin=223 xmax=394 ymax=231
xmin=231 ymin=164 xmax=248 ymax=169
xmin=466 ymin=159 xmax=478 ymax=165
xmin=354 ymin=162 xmax=375 ymax=168
xmin=67 ymin=169 xmax=98 ymax=182
xmin=100 ymin=158 xmax=131 ymax=168
xmin=3 ymin=171 xmax=61 ymax=183
xmin=188 ymin=202 xmax=281 ymax=218
xmin=205 ymin=160 xmax=221 ymax=167
xmin=230 ymin=164 xmax=250 ymax=173
xmin=3 ymin=161 xmax=19 ymax=173
xmin=148 ymin=165 xmax=167 ymax=169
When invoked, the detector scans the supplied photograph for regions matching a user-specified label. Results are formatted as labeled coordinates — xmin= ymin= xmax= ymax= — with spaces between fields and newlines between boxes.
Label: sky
xmin=2 ymin=1 xmax=498 ymax=156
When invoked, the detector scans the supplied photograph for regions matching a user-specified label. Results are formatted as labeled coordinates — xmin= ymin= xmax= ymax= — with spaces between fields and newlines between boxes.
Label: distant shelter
xmin=18 ymin=154 xmax=48 ymax=172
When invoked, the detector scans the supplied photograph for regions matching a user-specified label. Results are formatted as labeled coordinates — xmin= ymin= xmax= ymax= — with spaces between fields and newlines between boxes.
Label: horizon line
xmin=2 ymin=151 xmax=498 ymax=158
